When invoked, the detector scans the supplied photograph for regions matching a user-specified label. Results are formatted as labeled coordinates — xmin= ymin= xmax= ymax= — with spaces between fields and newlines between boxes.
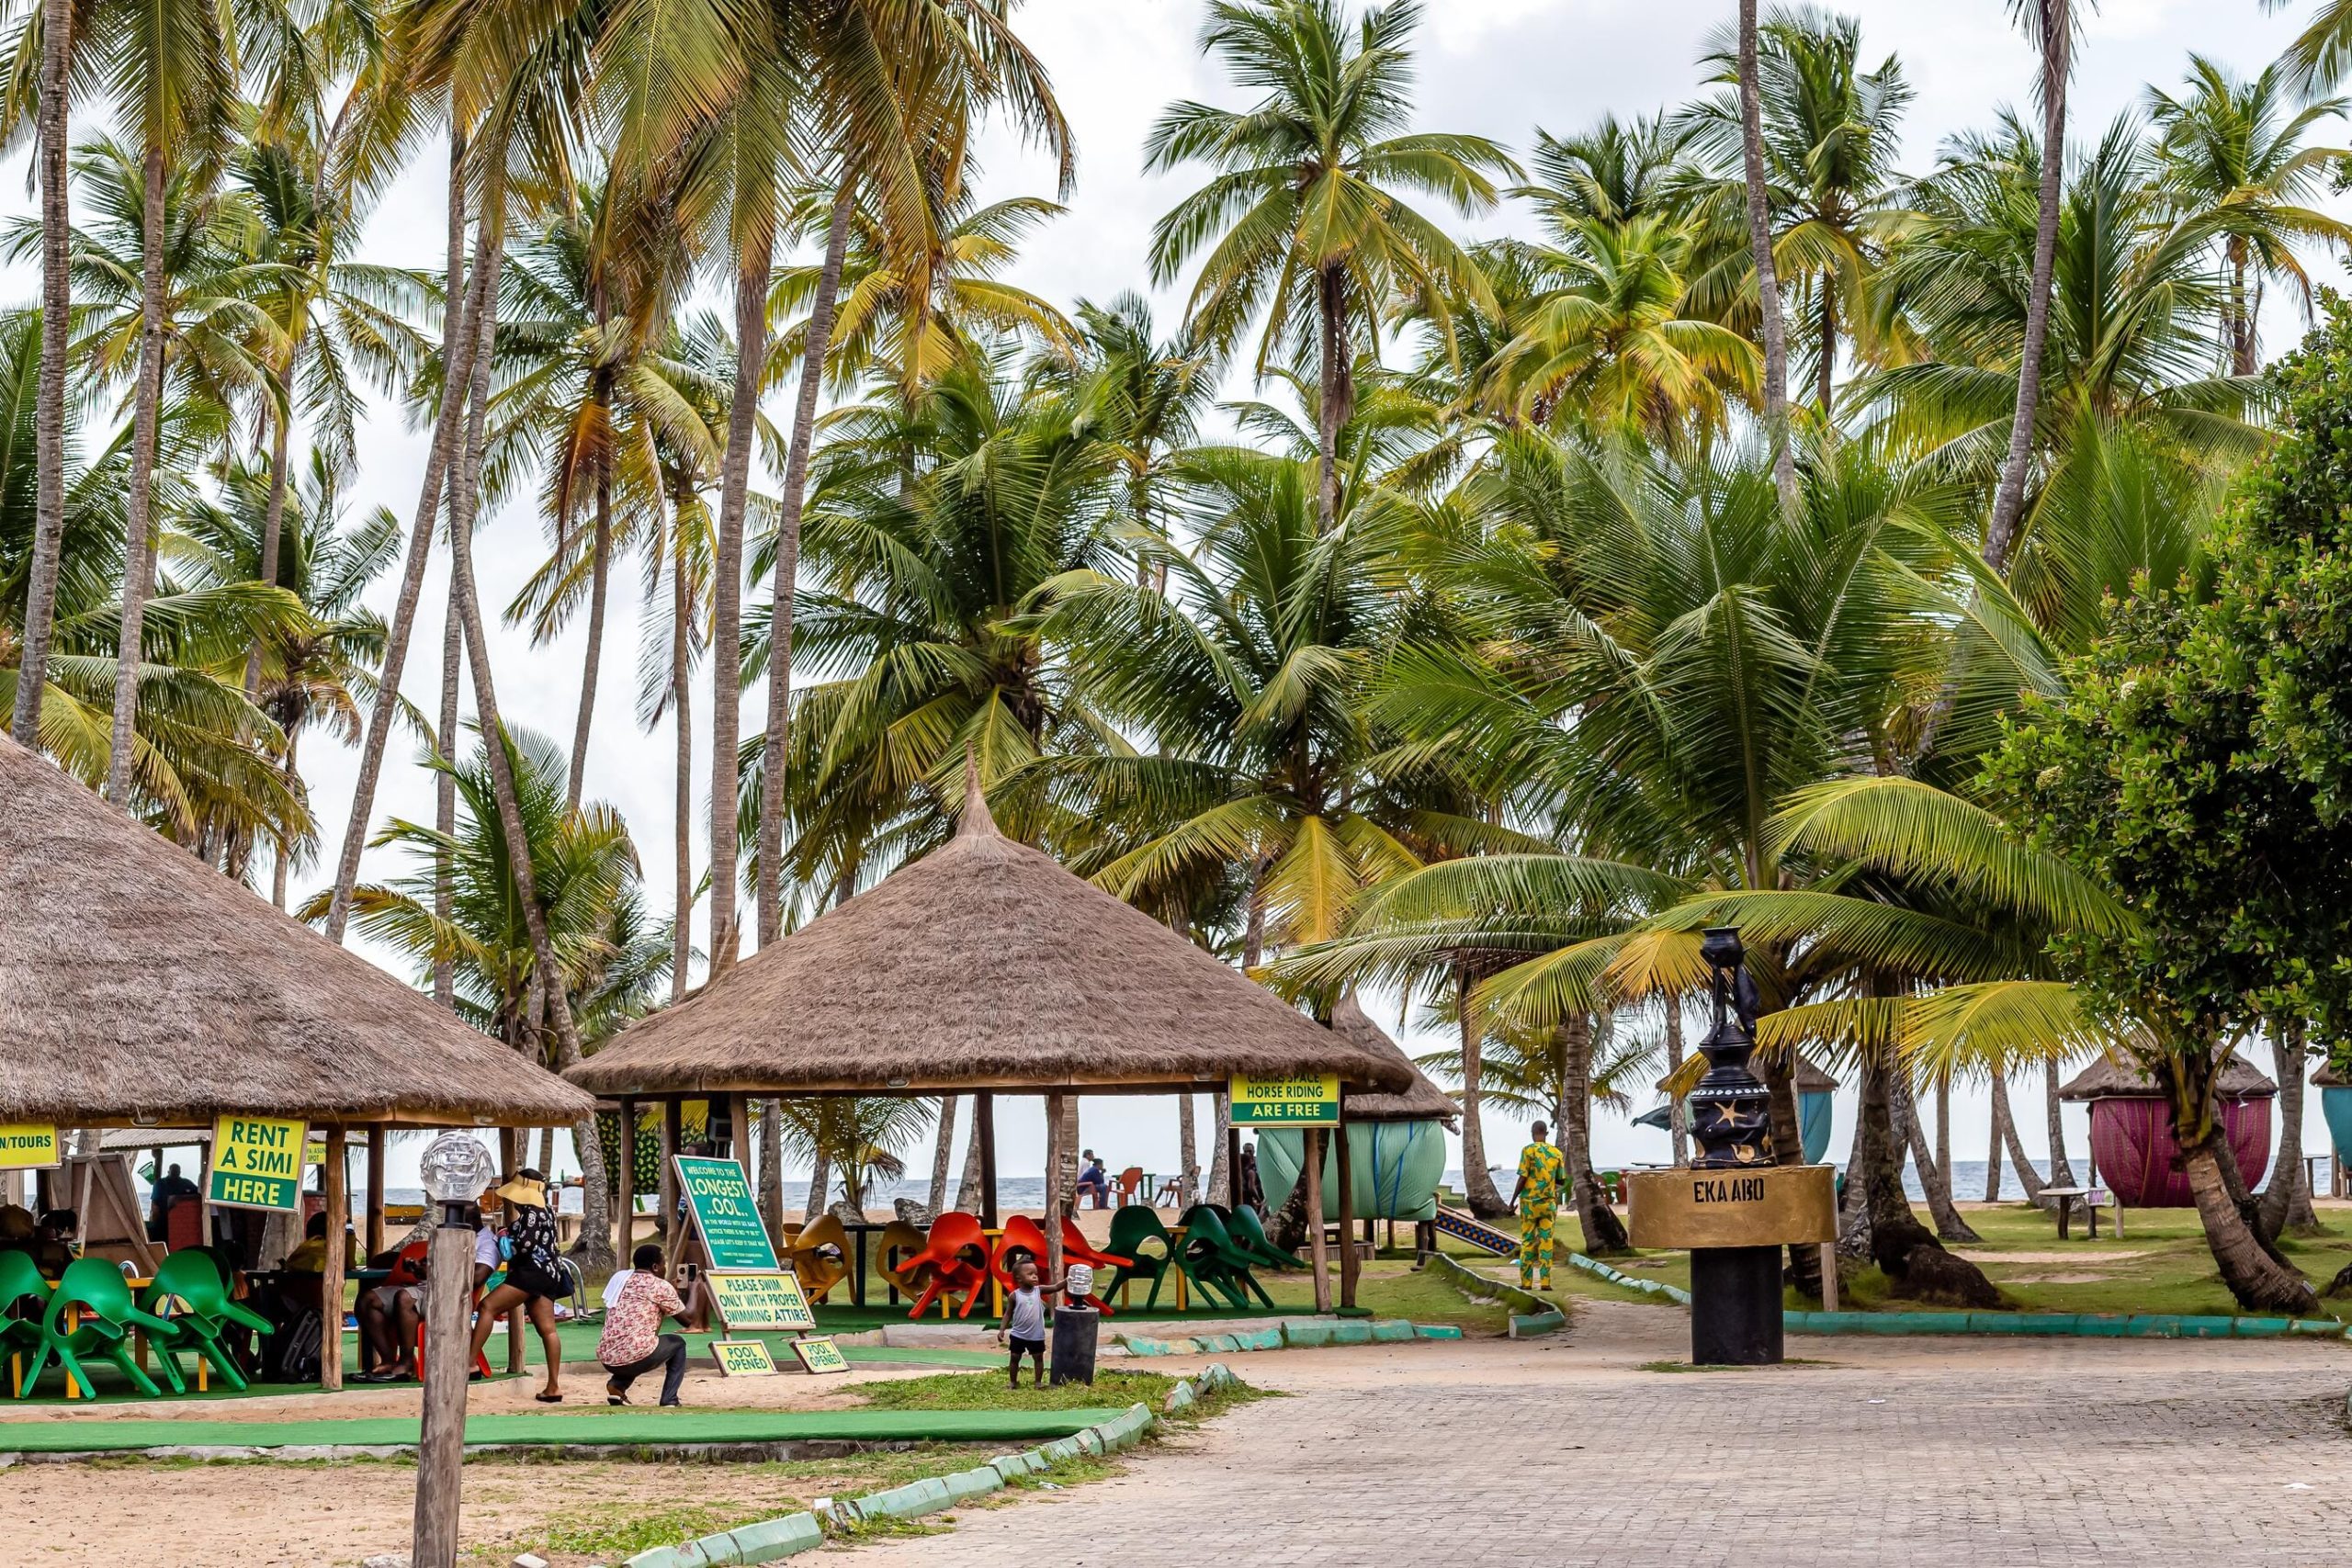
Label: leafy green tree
xmin=1146 ymin=0 xmax=1515 ymax=531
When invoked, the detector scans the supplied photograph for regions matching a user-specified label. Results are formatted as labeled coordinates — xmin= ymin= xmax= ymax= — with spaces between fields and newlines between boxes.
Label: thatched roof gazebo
xmin=571 ymin=776 xmax=1412 ymax=1308
xmin=2058 ymin=1050 xmax=2276 ymax=1207
xmin=1258 ymin=999 xmax=1457 ymax=1230
xmin=1 ymin=735 xmax=598 ymax=1387
xmin=1328 ymin=998 xmax=1456 ymax=1125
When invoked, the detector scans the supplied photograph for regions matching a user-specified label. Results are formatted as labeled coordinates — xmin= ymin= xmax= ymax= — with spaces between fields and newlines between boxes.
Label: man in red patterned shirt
xmin=597 ymin=1244 xmax=694 ymax=1405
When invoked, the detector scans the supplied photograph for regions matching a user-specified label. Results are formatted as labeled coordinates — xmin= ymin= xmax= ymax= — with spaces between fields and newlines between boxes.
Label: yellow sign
xmin=0 ymin=1124 xmax=60 ymax=1170
xmin=791 ymin=1336 xmax=851 ymax=1375
xmin=1228 ymin=1072 xmax=1340 ymax=1126
xmin=207 ymin=1115 xmax=309 ymax=1211
xmin=706 ymin=1269 xmax=815 ymax=1332
xmin=1624 ymin=1166 xmax=1838 ymax=1250
xmin=710 ymin=1339 xmax=780 ymax=1377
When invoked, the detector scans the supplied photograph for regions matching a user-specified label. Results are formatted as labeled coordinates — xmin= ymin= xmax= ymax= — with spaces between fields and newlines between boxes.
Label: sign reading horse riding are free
xmin=207 ymin=1114 xmax=309 ymax=1211
xmin=1227 ymin=1072 xmax=1340 ymax=1126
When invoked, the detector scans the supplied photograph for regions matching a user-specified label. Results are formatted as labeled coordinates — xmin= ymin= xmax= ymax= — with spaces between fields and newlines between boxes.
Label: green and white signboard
xmin=208 ymin=1114 xmax=309 ymax=1211
xmin=1228 ymin=1072 xmax=1340 ymax=1126
xmin=674 ymin=1155 xmax=780 ymax=1271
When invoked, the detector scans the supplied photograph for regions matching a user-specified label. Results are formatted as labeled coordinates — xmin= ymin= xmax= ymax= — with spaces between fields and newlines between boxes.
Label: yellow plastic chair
xmin=787 ymin=1213 xmax=852 ymax=1303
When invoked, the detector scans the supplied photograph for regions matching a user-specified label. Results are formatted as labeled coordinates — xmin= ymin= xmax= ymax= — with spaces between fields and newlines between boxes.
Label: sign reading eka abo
xmin=1624 ymin=1165 xmax=1837 ymax=1250
xmin=1227 ymin=1072 xmax=1340 ymax=1126
xmin=207 ymin=1114 xmax=309 ymax=1211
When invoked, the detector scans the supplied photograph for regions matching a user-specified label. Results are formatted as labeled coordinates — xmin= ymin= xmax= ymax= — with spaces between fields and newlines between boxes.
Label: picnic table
xmin=2041 ymin=1187 xmax=2120 ymax=1240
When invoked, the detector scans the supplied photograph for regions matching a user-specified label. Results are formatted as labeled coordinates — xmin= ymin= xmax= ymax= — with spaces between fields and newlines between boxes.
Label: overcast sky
xmin=70 ymin=0 xmax=2340 ymax=1189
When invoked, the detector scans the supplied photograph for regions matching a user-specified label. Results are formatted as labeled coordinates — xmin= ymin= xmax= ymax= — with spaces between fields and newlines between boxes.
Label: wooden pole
xmin=660 ymin=1100 xmax=684 ymax=1275
xmin=411 ymin=1212 xmax=476 ymax=1568
xmin=320 ymin=1128 xmax=347 ymax=1391
xmin=977 ymin=1091 xmax=999 ymax=1230
xmin=616 ymin=1098 xmax=637 ymax=1265
xmin=499 ymin=1128 xmax=522 ymax=1374
xmin=1304 ymin=1127 xmax=1331 ymax=1313
xmin=365 ymin=1125 xmax=387 ymax=1259
xmin=1227 ymin=1122 xmax=1243 ymax=1210
xmin=1044 ymin=1092 xmax=1065 ymax=1281
xmin=1335 ymin=1111 xmax=1357 ymax=1311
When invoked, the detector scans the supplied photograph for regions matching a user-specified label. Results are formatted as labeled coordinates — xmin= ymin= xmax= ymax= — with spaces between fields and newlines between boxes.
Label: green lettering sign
xmin=707 ymin=1270 xmax=815 ymax=1332
xmin=207 ymin=1114 xmax=309 ymax=1211
xmin=1228 ymin=1072 xmax=1340 ymax=1127
xmin=791 ymin=1336 xmax=851 ymax=1375
xmin=710 ymin=1339 xmax=780 ymax=1377
xmin=673 ymin=1156 xmax=781 ymax=1271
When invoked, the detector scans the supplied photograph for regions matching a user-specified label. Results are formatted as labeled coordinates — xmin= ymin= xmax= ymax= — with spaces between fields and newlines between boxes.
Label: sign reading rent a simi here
xmin=1227 ymin=1072 xmax=1340 ymax=1126
xmin=707 ymin=1269 xmax=815 ymax=1332
xmin=673 ymin=1156 xmax=781 ymax=1271
xmin=0 ymin=1124 xmax=60 ymax=1170
xmin=207 ymin=1114 xmax=308 ymax=1211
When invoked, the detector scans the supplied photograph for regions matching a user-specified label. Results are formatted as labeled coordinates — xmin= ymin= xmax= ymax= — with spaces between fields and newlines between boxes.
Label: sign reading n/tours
xmin=707 ymin=1269 xmax=815 ymax=1332
xmin=1227 ymin=1072 xmax=1340 ymax=1127
xmin=207 ymin=1114 xmax=309 ymax=1211
xmin=673 ymin=1156 xmax=781 ymax=1271
xmin=791 ymin=1336 xmax=852 ymax=1375
xmin=709 ymin=1339 xmax=780 ymax=1377
xmin=0 ymin=1124 xmax=61 ymax=1170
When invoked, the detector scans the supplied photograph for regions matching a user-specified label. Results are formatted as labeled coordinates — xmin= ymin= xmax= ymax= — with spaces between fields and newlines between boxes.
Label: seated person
xmin=1075 ymin=1151 xmax=1110 ymax=1210
xmin=29 ymin=1209 xmax=78 ymax=1279
xmin=356 ymin=1230 xmax=433 ymax=1381
xmin=146 ymin=1163 xmax=200 ymax=1240
xmin=597 ymin=1244 xmax=696 ymax=1406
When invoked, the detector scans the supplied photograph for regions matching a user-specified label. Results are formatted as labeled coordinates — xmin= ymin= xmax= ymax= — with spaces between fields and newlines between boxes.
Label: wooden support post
xmin=1044 ymin=1092 xmax=1066 ymax=1281
xmin=1227 ymin=1122 xmax=1243 ymax=1209
xmin=365 ymin=1125 xmax=387 ymax=1259
xmin=1817 ymin=1243 xmax=1839 ymax=1312
xmin=660 ymin=1100 xmax=684 ymax=1275
xmin=977 ymin=1091 xmax=999 ymax=1230
xmin=1335 ymin=1112 xmax=1358 ymax=1311
xmin=499 ymin=1128 xmax=523 ymax=1374
xmin=616 ymin=1098 xmax=637 ymax=1265
xmin=1304 ymin=1128 xmax=1331 ymax=1313
xmin=321 ymin=1129 xmax=347 ymax=1391
xmin=412 ymin=1214 xmax=476 ymax=1568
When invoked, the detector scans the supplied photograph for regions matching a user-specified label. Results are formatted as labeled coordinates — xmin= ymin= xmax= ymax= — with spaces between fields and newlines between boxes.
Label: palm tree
xmin=1055 ymin=293 xmax=1225 ymax=587
xmin=1737 ymin=0 xmax=1797 ymax=507
xmin=1145 ymin=0 xmax=1515 ymax=532
xmin=778 ymin=1097 xmax=930 ymax=1216
xmin=2144 ymin=55 xmax=2352 ymax=375
xmin=1986 ymin=0 xmax=2075 ymax=572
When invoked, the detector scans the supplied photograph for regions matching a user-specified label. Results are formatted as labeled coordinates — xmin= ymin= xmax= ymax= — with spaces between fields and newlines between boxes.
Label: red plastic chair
xmin=1058 ymin=1216 xmax=1131 ymax=1315
xmin=414 ymin=1288 xmax=493 ymax=1381
xmin=988 ymin=1215 xmax=1050 ymax=1294
xmin=1114 ymin=1168 xmax=1144 ymax=1205
xmin=904 ymin=1213 xmax=989 ymax=1320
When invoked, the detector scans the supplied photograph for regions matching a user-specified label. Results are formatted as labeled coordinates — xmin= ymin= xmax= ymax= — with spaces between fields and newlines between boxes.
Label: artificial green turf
xmin=0 ymin=1404 xmax=1129 ymax=1454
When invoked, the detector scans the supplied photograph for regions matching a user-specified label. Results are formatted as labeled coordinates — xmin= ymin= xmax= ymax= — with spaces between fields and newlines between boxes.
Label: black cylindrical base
xmin=1049 ymin=1305 xmax=1100 ymax=1386
xmin=1690 ymin=1245 xmax=1783 ymax=1365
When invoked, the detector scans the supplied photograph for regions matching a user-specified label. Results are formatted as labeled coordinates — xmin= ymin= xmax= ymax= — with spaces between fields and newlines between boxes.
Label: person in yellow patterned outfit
xmin=1510 ymin=1122 xmax=1566 ymax=1291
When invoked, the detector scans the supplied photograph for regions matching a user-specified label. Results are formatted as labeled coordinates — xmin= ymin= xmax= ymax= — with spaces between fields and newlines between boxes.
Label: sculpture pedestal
xmin=1626 ymin=1166 xmax=1837 ymax=1367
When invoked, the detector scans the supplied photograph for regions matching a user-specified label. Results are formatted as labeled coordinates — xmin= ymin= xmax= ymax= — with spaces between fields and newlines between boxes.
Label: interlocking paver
xmin=857 ymin=1300 xmax=2352 ymax=1567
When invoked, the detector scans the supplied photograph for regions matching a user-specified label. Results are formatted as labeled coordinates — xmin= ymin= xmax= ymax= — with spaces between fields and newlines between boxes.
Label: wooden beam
xmin=1044 ymin=1092 xmax=1066 ymax=1281
xmin=365 ymin=1125 xmax=387 ymax=1259
xmin=321 ymin=1129 xmax=347 ymax=1392
xmin=1226 ymin=1122 xmax=1243 ymax=1210
xmin=615 ymin=1097 xmax=637 ymax=1266
xmin=660 ymin=1100 xmax=684 ymax=1275
xmin=977 ymin=1091 xmax=999 ymax=1230
xmin=1335 ymin=1112 xmax=1358 ymax=1310
xmin=1304 ymin=1127 xmax=1331 ymax=1313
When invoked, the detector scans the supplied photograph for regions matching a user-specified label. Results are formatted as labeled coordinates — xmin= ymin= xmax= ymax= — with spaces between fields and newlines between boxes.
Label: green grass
xmin=854 ymin=1368 xmax=1181 ymax=1412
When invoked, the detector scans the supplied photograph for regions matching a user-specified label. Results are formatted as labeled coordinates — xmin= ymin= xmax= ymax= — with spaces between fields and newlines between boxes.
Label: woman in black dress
xmin=465 ymin=1169 xmax=570 ymax=1402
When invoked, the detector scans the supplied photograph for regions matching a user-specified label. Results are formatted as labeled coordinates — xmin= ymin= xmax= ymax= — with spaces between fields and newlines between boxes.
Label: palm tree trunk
xmin=2258 ymin=1026 xmax=2318 ymax=1239
xmin=1665 ymin=998 xmax=1688 ymax=1168
xmin=1738 ymin=0 xmax=1798 ymax=511
xmin=1177 ymin=1090 xmax=1198 ymax=1205
xmin=1561 ymin=1015 xmax=1629 ymax=1255
xmin=1815 ymin=288 xmax=1836 ymax=412
xmin=10 ymin=0 xmax=74 ymax=748
xmin=439 ymin=203 xmax=612 ymax=1272
xmin=103 ymin=142 xmax=170 ymax=810
xmin=324 ymin=134 xmax=474 ymax=942
xmin=1992 ymin=1070 xmax=2047 ymax=1201
xmin=926 ymin=1094 xmax=956 ymax=1216
xmin=1985 ymin=0 xmax=2069 ymax=572
xmin=567 ymin=435 xmax=612 ymax=810
xmin=706 ymin=250 xmax=768 ymax=980
xmin=757 ymin=178 xmax=854 ymax=948
xmin=2229 ymin=239 xmax=2256 ymax=378
xmin=242 ymin=367 xmax=299 ymax=707
xmin=669 ymin=505 xmax=694 ymax=1001
xmin=1935 ymin=1067 xmax=1953 ymax=1195
xmin=1900 ymin=1074 xmax=1980 ymax=1242
xmin=956 ymin=1100 xmax=985 ymax=1213
xmin=1206 ymin=1093 xmax=1234 ymax=1206
xmin=433 ymin=575 xmax=461 ymax=1009
xmin=804 ymin=1146 xmax=831 ymax=1222
xmin=1456 ymin=966 xmax=1510 ymax=1218
xmin=1314 ymin=265 xmax=1352 ymax=535
xmin=757 ymin=1100 xmax=782 ymax=1240
xmin=2043 ymin=1055 xmax=2078 ymax=1186
xmin=1984 ymin=1075 xmax=2005 ymax=1201
xmin=1761 ymin=1051 xmax=1823 ymax=1297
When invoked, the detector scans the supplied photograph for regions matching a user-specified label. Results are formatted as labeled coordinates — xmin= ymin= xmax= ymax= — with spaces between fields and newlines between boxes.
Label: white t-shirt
xmin=602 ymin=1268 xmax=636 ymax=1309
xmin=474 ymin=1225 xmax=503 ymax=1270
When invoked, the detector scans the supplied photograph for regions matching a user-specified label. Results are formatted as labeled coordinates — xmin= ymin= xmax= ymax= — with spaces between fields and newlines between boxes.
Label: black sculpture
xmin=1687 ymin=926 xmax=1772 ymax=1169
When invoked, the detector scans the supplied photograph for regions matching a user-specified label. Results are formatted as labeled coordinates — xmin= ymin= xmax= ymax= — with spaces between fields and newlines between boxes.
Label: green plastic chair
xmin=1224 ymin=1205 xmax=1301 ymax=1271
xmin=1174 ymin=1205 xmax=1274 ymax=1312
xmin=0 ymin=1249 xmax=52 ymax=1376
xmin=140 ymin=1249 xmax=271 ymax=1392
xmin=1102 ymin=1206 xmax=1175 ymax=1310
xmin=19 ymin=1258 xmax=182 ymax=1399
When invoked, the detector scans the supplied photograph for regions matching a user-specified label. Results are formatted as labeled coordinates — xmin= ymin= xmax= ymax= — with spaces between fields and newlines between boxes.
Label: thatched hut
xmin=2058 ymin=1050 xmax=2275 ymax=1207
xmin=1 ymin=736 xmax=597 ymax=1389
xmin=2312 ymin=1061 xmax=2351 ymax=1191
xmin=1645 ymin=1055 xmax=1838 ymax=1162
xmin=570 ymin=776 xmax=1411 ymax=1308
xmin=1257 ymin=998 xmax=1456 ymax=1223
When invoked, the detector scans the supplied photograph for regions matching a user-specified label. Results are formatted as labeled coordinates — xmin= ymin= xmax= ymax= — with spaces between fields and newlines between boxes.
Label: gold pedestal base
xmin=1625 ymin=1165 xmax=1837 ymax=1250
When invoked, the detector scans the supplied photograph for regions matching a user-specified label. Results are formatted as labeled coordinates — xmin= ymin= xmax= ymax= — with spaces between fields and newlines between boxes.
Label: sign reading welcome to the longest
xmin=673 ymin=1155 xmax=781 ymax=1271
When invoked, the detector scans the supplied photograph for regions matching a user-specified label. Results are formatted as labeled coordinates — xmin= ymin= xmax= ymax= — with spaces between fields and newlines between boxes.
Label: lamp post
xmin=412 ymin=1133 xmax=493 ymax=1568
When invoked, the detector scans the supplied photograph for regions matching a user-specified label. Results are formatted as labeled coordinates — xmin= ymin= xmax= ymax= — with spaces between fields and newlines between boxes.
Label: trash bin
xmin=1049 ymin=1304 xmax=1100 ymax=1386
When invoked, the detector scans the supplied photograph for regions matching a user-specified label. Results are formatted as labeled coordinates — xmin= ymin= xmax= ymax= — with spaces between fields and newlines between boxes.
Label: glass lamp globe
xmin=420 ymin=1133 xmax=493 ymax=1208
xmin=1065 ymin=1262 xmax=1095 ymax=1303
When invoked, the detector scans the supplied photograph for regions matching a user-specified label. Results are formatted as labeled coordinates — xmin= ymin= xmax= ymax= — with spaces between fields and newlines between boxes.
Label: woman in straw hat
xmin=467 ymin=1169 xmax=570 ymax=1402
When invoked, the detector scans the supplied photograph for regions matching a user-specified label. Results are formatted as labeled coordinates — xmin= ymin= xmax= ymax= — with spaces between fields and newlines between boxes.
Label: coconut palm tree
xmin=1052 ymin=293 xmax=1225 ymax=587
xmin=1145 ymin=0 xmax=1516 ymax=532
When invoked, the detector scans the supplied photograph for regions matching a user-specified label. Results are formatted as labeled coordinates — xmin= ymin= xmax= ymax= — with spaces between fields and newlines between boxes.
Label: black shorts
xmin=504 ymin=1261 xmax=566 ymax=1301
xmin=1008 ymin=1335 xmax=1045 ymax=1357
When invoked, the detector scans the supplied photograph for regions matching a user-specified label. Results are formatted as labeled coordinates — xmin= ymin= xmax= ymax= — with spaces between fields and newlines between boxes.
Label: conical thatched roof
xmin=1655 ymin=1054 xmax=1838 ymax=1095
xmin=1331 ymin=998 xmax=1456 ymax=1125
xmin=2058 ymin=1049 xmax=2276 ymax=1101
xmin=0 ymin=737 xmax=599 ymax=1127
xmin=2313 ymin=1059 xmax=2350 ymax=1089
xmin=1794 ymin=1055 xmax=1838 ymax=1093
xmin=569 ymin=779 xmax=1413 ymax=1098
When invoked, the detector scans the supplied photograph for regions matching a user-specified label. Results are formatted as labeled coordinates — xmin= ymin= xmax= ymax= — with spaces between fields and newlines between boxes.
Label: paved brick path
xmin=856 ymin=1300 xmax=2352 ymax=1566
